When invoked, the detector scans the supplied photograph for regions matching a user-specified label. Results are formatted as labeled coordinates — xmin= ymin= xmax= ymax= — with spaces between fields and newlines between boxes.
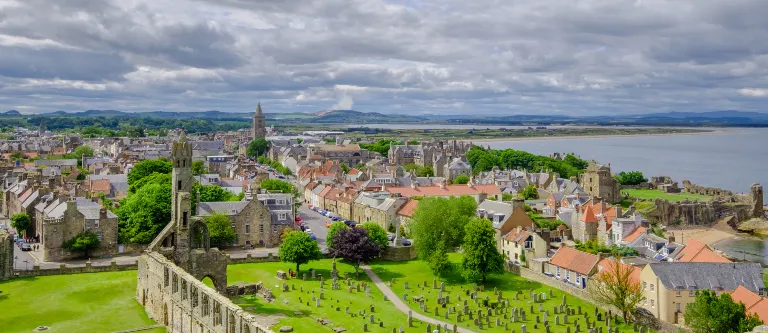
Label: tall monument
xmin=252 ymin=103 xmax=267 ymax=139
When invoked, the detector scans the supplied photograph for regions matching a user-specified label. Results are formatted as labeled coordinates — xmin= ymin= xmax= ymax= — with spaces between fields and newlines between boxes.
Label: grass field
xmin=623 ymin=189 xmax=712 ymax=202
xmin=229 ymin=260 xmax=430 ymax=332
xmin=0 ymin=271 xmax=164 ymax=333
xmin=370 ymin=254 xmax=636 ymax=333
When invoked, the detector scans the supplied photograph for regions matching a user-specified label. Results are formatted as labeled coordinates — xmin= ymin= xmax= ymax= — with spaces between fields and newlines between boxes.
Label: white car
xmin=305 ymin=229 xmax=312 ymax=234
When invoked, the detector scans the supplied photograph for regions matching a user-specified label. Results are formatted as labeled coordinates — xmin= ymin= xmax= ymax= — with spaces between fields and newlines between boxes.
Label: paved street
xmin=297 ymin=204 xmax=330 ymax=250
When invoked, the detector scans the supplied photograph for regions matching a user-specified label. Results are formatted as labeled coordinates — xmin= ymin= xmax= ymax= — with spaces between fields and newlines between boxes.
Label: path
xmin=361 ymin=265 xmax=477 ymax=333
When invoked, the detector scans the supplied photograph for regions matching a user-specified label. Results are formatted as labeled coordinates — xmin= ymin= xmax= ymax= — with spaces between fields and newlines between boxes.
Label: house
xmin=477 ymin=199 xmax=534 ymax=252
xmin=396 ymin=199 xmax=419 ymax=227
xmin=502 ymin=226 xmax=548 ymax=265
xmin=384 ymin=181 xmax=502 ymax=203
xmin=633 ymin=233 xmax=685 ymax=262
xmin=34 ymin=159 xmax=78 ymax=172
xmin=353 ymin=192 xmax=391 ymax=224
xmin=444 ymin=157 xmax=471 ymax=181
xmin=546 ymin=247 xmax=601 ymax=289
xmin=639 ymin=262 xmax=764 ymax=324
xmin=579 ymin=162 xmax=620 ymax=204
xmin=731 ymin=285 xmax=768 ymax=324
xmin=673 ymin=238 xmax=731 ymax=263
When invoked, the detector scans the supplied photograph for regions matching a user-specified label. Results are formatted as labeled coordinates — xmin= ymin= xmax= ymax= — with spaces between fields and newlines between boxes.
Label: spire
xmin=256 ymin=103 xmax=263 ymax=116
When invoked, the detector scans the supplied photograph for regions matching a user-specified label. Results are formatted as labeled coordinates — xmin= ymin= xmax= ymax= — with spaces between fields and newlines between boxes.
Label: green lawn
xmin=370 ymin=254 xmax=635 ymax=333
xmin=623 ymin=189 xmax=712 ymax=202
xmin=0 ymin=271 xmax=164 ymax=333
xmin=228 ymin=260 xmax=430 ymax=333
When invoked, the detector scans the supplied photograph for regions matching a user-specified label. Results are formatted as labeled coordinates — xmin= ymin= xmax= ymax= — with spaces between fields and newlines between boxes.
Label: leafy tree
xmin=129 ymin=172 xmax=171 ymax=193
xmin=615 ymin=171 xmax=648 ymax=186
xmin=564 ymin=154 xmax=589 ymax=170
xmin=9 ymin=150 xmax=24 ymax=159
xmin=522 ymin=185 xmax=539 ymax=199
xmin=117 ymin=182 xmax=172 ymax=244
xmin=247 ymin=138 xmax=270 ymax=158
xmin=361 ymin=222 xmax=389 ymax=250
xmin=128 ymin=159 xmax=172 ymax=185
xmin=465 ymin=146 xmax=585 ymax=178
xmin=502 ymin=193 xmax=514 ymax=201
xmin=589 ymin=259 xmax=644 ymax=322
xmin=259 ymin=179 xmax=295 ymax=194
xmin=429 ymin=243 xmax=451 ymax=276
xmin=340 ymin=163 xmax=350 ymax=174
xmin=411 ymin=196 xmax=476 ymax=262
xmin=684 ymin=290 xmax=762 ymax=333
xmin=280 ymin=228 xmax=294 ymax=242
xmin=72 ymin=145 xmax=94 ymax=159
xmin=461 ymin=218 xmax=505 ymax=283
xmin=519 ymin=251 xmax=527 ymax=267
xmin=327 ymin=222 xmax=349 ymax=250
xmin=279 ymin=231 xmax=323 ymax=274
xmin=453 ymin=174 xmax=470 ymax=185
xmin=407 ymin=140 xmax=420 ymax=145
xmin=204 ymin=213 xmax=237 ymax=248
xmin=419 ymin=166 xmax=435 ymax=177
xmin=197 ymin=184 xmax=236 ymax=202
xmin=63 ymin=231 xmax=101 ymax=258
xmin=611 ymin=245 xmax=639 ymax=257
xmin=355 ymin=163 xmax=367 ymax=171
xmin=10 ymin=213 xmax=31 ymax=235
xmin=295 ymin=138 xmax=303 ymax=144
xmin=359 ymin=139 xmax=403 ymax=156
xmin=191 ymin=160 xmax=206 ymax=175
xmin=329 ymin=227 xmax=381 ymax=276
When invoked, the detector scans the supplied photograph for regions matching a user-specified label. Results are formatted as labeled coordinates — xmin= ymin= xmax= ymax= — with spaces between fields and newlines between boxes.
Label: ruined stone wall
xmin=682 ymin=180 xmax=733 ymax=197
xmin=14 ymin=260 xmax=138 ymax=278
xmin=0 ymin=229 xmax=12 ymax=280
xmin=137 ymin=251 xmax=273 ymax=333
xmin=380 ymin=245 xmax=417 ymax=261
xmin=645 ymin=199 xmax=718 ymax=226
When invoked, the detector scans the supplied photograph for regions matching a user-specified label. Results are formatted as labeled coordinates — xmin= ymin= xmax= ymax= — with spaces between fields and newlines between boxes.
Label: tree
xmin=279 ymin=231 xmax=323 ymax=274
xmin=411 ymin=196 xmax=476 ymax=262
xmin=327 ymin=222 xmax=349 ymax=250
xmin=340 ymin=163 xmax=350 ymax=174
xmin=63 ymin=231 xmax=101 ymax=258
xmin=259 ymin=179 xmax=294 ymax=194
xmin=329 ymin=227 xmax=381 ymax=276
xmin=589 ymin=259 xmax=644 ymax=322
xmin=280 ymin=228 xmax=294 ymax=242
xmin=197 ymin=184 xmax=236 ymax=202
xmin=10 ymin=213 xmax=31 ymax=235
xmin=247 ymin=138 xmax=270 ymax=158
xmin=204 ymin=213 xmax=237 ymax=248
xmin=429 ymin=243 xmax=451 ymax=276
xmin=684 ymin=290 xmax=761 ymax=333
xmin=361 ymin=222 xmax=389 ymax=250
xmin=522 ymin=185 xmax=539 ymax=199
xmin=129 ymin=172 xmax=171 ymax=193
xmin=453 ymin=174 xmax=470 ymax=185
xmin=128 ymin=159 xmax=172 ymax=185
xmin=72 ymin=145 xmax=94 ymax=158
xmin=615 ymin=171 xmax=648 ymax=186
xmin=117 ymin=182 xmax=172 ymax=244
xmin=564 ymin=154 xmax=589 ymax=170
xmin=519 ymin=250 xmax=527 ymax=267
xmin=9 ymin=150 xmax=24 ymax=159
xmin=419 ymin=166 xmax=435 ymax=177
xmin=461 ymin=218 xmax=505 ymax=283
xmin=191 ymin=160 xmax=206 ymax=175
xmin=502 ymin=193 xmax=514 ymax=201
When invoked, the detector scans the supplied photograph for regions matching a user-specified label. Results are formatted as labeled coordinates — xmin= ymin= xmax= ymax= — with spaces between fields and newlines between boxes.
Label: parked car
xmin=344 ymin=220 xmax=356 ymax=227
xmin=331 ymin=216 xmax=341 ymax=221
xmin=401 ymin=239 xmax=412 ymax=246
xmin=309 ymin=233 xmax=317 ymax=241
xmin=21 ymin=243 xmax=32 ymax=251
xmin=388 ymin=234 xmax=395 ymax=241
xmin=305 ymin=228 xmax=312 ymax=234
xmin=295 ymin=216 xmax=302 ymax=222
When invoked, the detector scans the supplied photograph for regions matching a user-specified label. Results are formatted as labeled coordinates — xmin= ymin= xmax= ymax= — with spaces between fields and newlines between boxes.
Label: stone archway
xmin=190 ymin=220 xmax=210 ymax=251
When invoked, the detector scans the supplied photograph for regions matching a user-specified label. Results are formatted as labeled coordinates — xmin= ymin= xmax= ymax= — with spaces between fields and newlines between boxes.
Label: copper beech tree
xmin=589 ymin=259 xmax=645 ymax=322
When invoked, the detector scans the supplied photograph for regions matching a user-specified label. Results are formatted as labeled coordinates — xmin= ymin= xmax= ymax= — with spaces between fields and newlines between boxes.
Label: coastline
xmin=470 ymin=129 xmax=723 ymax=143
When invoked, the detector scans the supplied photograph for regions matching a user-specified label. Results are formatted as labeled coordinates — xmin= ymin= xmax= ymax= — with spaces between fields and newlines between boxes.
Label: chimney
xmin=100 ymin=207 xmax=107 ymax=220
xmin=668 ymin=234 xmax=675 ymax=244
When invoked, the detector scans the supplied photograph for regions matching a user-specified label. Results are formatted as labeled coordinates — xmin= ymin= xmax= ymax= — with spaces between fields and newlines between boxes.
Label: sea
xmin=346 ymin=124 xmax=768 ymax=263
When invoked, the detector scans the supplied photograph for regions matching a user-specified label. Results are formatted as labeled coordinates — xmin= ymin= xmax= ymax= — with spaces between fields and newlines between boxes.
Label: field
xmin=623 ymin=189 xmax=712 ymax=202
xmin=228 ymin=260 xmax=431 ymax=332
xmin=369 ymin=254 xmax=636 ymax=333
xmin=0 ymin=271 xmax=164 ymax=333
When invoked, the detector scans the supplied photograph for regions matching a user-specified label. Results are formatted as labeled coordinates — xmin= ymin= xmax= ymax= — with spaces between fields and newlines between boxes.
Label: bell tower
xmin=171 ymin=130 xmax=194 ymax=265
xmin=252 ymin=103 xmax=267 ymax=139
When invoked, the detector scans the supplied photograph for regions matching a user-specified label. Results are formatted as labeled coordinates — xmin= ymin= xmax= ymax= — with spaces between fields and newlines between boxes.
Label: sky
xmin=0 ymin=0 xmax=766 ymax=115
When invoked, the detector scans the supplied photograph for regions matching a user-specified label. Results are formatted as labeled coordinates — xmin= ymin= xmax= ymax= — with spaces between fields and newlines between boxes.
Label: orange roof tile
xmin=18 ymin=188 xmax=34 ymax=202
xmin=89 ymin=179 xmax=111 ymax=193
xmin=732 ymin=285 xmax=768 ymax=324
xmin=597 ymin=258 xmax=642 ymax=284
xmin=676 ymin=239 xmax=731 ymax=263
xmin=581 ymin=205 xmax=598 ymax=223
xmin=385 ymin=184 xmax=501 ymax=198
xmin=550 ymin=247 xmax=599 ymax=275
xmin=623 ymin=226 xmax=646 ymax=243
xmin=396 ymin=199 xmax=419 ymax=218
xmin=348 ymin=168 xmax=360 ymax=175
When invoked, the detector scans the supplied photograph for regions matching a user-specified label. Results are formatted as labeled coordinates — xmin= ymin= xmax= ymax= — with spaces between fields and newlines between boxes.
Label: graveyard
xmin=228 ymin=259 xmax=433 ymax=332
xmin=369 ymin=254 xmax=641 ymax=333
xmin=0 ymin=271 xmax=164 ymax=333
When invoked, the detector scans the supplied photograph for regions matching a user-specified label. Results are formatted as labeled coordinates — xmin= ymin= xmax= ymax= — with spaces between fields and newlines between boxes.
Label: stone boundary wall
xmin=137 ymin=251 xmax=273 ymax=333
xmin=682 ymin=180 xmax=733 ymax=197
xmin=14 ymin=260 xmax=138 ymax=278
xmin=380 ymin=245 xmax=417 ymax=261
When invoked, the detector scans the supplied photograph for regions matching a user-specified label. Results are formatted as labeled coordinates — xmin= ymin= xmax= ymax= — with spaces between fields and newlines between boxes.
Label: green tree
xmin=340 ymin=163 xmax=350 ymax=174
xmin=63 ymin=231 xmax=101 ymax=258
xmin=259 ymin=179 xmax=295 ymax=194
xmin=361 ymin=222 xmax=389 ymax=250
xmin=72 ymin=145 xmax=94 ymax=159
xmin=117 ymin=182 xmax=172 ymax=244
xmin=564 ymin=154 xmax=589 ymax=169
xmin=615 ymin=171 xmax=648 ymax=186
xmin=247 ymin=138 xmax=270 ymax=158
xmin=204 ymin=213 xmax=237 ymax=248
xmin=418 ymin=166 xmax=435 ymax=177
xmin=519 ymin=251 xmax=527 ymax=267
xmin=453 ymin=174 xmax=470 ymax=184
xmin=411 ymin=196 xmax=477 ymax=262
xmin=684 ymin=290 xmax=762 ymax=333
xmin=502 ymin=193 xmax=514 ymax=201
xmin=429 ymin=243 xmax=451 ymax=276
xmin=191 ymin=160 xmax=206 ymax=175
xmin=327 ymin=222 xmax=349 ymax=250
xmin=522 ymin=185 xmax=539 ymax=199
xmin=9 ymin=151 xmax=24 ymax=159
xmin=10 ymin=213 xmax=31 ymax=235
xmin=128 ymin=159 xmax=172 ymax=185
xmin=461 ymin=218 xmax=505 ymax=283
xmin=279 ymin=231 xmax=323 ymax=274
xmin=197 ymin=184 xmax=236 ymax=202
xmin=589 ymin=259 xmax=644 ymax=322
xmin=129 ymin=172 xmax=171 ymax=193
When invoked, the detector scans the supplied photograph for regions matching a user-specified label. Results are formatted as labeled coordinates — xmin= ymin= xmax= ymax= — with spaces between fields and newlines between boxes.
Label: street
xmin=296 ymin=204 xmax=330 ymax=251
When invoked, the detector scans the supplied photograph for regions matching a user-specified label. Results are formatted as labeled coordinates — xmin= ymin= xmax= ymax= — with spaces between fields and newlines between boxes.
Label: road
xmin=296 ymin=204 xmax=330 ymax=251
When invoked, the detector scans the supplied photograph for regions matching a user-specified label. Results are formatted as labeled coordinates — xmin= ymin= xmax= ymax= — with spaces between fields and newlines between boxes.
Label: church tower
xmin=252 ymin=103 xmax=267 ymax=139
xmin=171 ymin=130 xmax=194 ymax=265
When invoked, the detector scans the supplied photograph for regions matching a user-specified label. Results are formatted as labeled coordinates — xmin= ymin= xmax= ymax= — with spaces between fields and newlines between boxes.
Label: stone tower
xmin=579 ymin=162 xmax=620 ymax=204
xmin=171 ymin=130 xmax=194 ymax=265
xmin=752 ymin=183 xmax=764 ymax=218
xmin=252 ymin=103 xmax=267 ymax=139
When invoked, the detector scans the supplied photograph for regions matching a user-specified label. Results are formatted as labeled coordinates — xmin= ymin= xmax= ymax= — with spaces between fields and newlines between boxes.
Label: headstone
xmin=496 ymin=318 xmax=501 ymax=326
xmin=403 ymin=293 xmax=408 ymax=301
xmin=405 ymin=281 xmax=409 ymax=289
xmin=315 ymin=299 xmax=320 ymax=307
xmin=521 ymin=324 xmax=527 ymax=333
xmin=440 ymin=282 xmax=445 ymax=292
xmin=426 ymin=324 xmax=432 ymax=332
xmin=320 ymin=292 xmax=324 ymax=300
xmin=303 ymin=273 xmax=307 ymax=281
xmin=370 ymin=314 xmax=375 ymax=323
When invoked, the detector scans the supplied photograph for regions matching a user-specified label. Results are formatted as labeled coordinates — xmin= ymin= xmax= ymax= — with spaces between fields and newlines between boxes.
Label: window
xmin=177 ymin=180 xmax=182 ymax=190
xmin=277 ymin=199 xmax=285 ymax=205
xmin=689 ymin=289 xmax=695 ymax=297
xmin=566 ymin=270 xmax=571 ymax=282
xmin=183 ymin=212 xmax=188 ymax=228
xmin=525 ymin=240 xmax=533 ymax=249
xmin=259 ymin=224 xmax=264 ymax=232
xmin=676 ymin=290 xmax=681 ymax=297
xmin=556 ymin=267 xmax=561 ymax=278
xmin=651 ymin=299 xmax=655 ymax=308
xmin=278 ymin=213 xmax=287 ymax=220
xmin=643 ymin=282 xmax=647 ymax=291
xmin=650 ymin=284 xmax=654 ymax=292
xmin=245 ymin=225 xmax=250 ymax=234
xmin=675 ymin=303 xmax=681 ymax=312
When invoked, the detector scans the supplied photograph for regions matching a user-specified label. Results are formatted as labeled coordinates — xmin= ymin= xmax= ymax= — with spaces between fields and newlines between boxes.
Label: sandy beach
xmin=665 ymin=217 xmax=746 ymax=247
xmin=471 ymin=128 xmax=724 ymax=143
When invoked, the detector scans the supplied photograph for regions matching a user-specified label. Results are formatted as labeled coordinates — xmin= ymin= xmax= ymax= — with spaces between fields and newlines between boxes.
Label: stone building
xmin=251 ymin=103 xmax=266 ymax=140
xmin=579 ymin=162 xmax=620 ymax=204
xmin=0 ymin=229 xmax=12 ymax=280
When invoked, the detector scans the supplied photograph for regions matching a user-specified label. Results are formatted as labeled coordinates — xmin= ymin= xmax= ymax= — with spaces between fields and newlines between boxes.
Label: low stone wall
xmin=226 ymin=253 xmax=281 ymax=265
xmin=380 ymin=245 xmax=417 ymax=261
xmin=682 ymin=180 xmax=733 ymax=197
xmin=14 ymin=260 xmax=138 ymax=278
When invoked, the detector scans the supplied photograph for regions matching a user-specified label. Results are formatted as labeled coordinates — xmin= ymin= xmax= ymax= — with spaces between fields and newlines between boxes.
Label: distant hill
xmin=4 ymin=110 xmax=20 ymax=115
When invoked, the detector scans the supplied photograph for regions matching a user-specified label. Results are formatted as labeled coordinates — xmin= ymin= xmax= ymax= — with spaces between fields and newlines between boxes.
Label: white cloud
xmin=739 ymin=88 xmax=768 ymax=97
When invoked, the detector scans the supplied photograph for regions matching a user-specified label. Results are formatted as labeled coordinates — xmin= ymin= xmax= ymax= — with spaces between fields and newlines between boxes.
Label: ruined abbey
xmin=644 ymin=183 xmax=764 ymax=227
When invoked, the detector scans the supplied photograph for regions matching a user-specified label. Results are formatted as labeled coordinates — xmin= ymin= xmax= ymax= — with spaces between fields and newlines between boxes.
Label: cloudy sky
xmin=0 ymin=0 xmax=766 ymax=115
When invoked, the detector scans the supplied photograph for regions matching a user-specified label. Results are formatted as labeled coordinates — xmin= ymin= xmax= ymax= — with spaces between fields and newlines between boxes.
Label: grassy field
xmin=370 ymin=254 xmax=636 ymax=333
xmin=623 ymin=189 xmax=712 ymax=202
xmin=0 ymin=271 xmax=164 ymax=333
xmin=229 ymin=260 xmax=430 ymax=333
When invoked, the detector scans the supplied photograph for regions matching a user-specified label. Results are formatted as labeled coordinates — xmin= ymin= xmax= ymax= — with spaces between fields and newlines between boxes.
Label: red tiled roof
xmin=348 ymin=168 xmax=360 ymax=175
xmin=581 ymin=205 xmax=598 ymax=223
xmin=18 ymin=188 xmax=33 ymax=202
xmin=731 ymin=285 xmax=768 ymax=324
xmin=385 ymin=184 xmax=501 ymax=198
xmin=597 ymin=258 xmax=642 ymax=284
xmin=503 ymin=229 xmax=531 ymax=244
xmin=676 ymin=239 xmax=731 ymax=263
xmin=89 ymin=179 xmax=111 ymax=193
xmin=550 ymin=247 xmax=599 ymax=275
xmin=397 ymin=199 xmax=419 ymax=218
xmin=623 ymin=226 xmax=646 ymax=243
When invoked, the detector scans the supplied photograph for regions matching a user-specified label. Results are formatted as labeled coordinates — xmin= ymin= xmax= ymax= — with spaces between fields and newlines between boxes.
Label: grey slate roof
xmin=649 ymin=262 xmax=765 ymax=292
xmin=196 ymin=201 xmax=249 ymax=216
